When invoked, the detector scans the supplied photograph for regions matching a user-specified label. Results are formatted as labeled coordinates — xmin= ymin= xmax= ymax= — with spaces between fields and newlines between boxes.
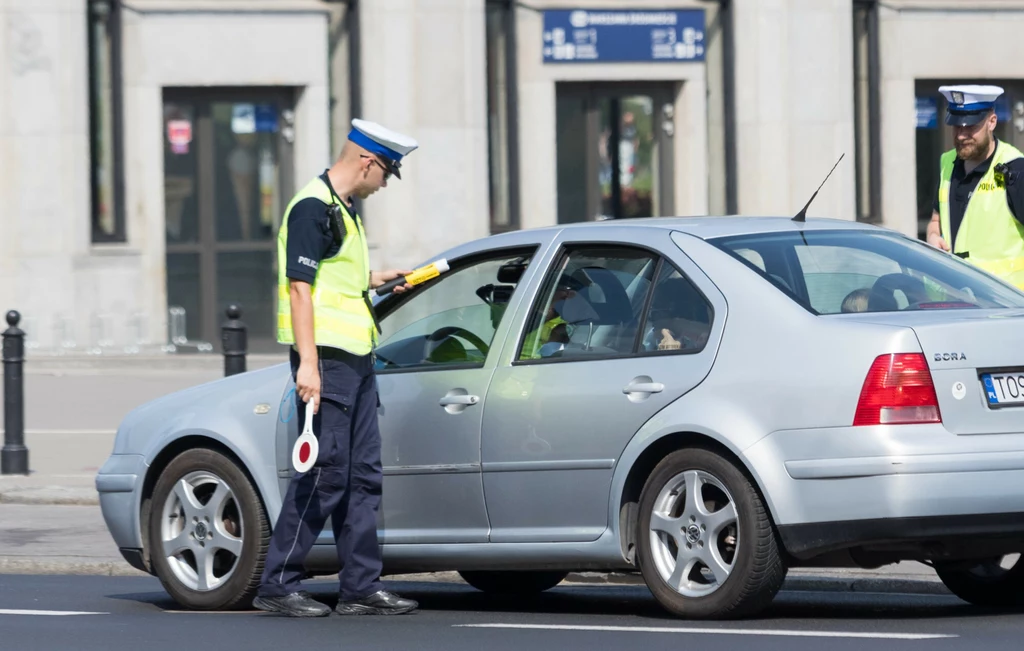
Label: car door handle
xmin=439 ymin=394 xmax=480 ymax=406
xmin=622 ymin=381 xmax=664 ymax=394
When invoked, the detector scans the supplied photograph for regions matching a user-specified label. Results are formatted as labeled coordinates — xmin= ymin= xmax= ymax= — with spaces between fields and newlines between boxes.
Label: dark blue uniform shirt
xmin=285 ymin=198 xmax=360 ymax=284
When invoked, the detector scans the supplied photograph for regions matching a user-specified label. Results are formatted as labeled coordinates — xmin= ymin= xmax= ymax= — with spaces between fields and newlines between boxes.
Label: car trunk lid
xmin=842 ymin=309 xmax=1024 ymax=435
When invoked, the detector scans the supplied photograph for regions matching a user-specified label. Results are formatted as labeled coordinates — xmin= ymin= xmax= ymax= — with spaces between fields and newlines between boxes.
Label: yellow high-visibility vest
xmin=276 ymin=176 xmax=376 ymax=355
xmin=939 ymin=140 xmax=1024 ymax=290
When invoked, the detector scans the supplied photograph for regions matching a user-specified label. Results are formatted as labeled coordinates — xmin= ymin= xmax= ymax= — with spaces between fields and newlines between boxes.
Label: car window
xmin=795 ymin=245 xmax=901 ymax=313
xmin=639 ymin=263 xmax=713 ymax=354
xmin=375 ymin=250 xmax=534 ymax=370
xmin=517 ymin=246 xmax=657 ymax=361
xmin=708 ymin=229 xmax=1024 ymax=314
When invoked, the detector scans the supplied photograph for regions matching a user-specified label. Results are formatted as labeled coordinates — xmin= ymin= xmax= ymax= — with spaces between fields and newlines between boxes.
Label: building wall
xmin=9 ymin=0 xmax=1024 ymax=356
xmin=357 ymin=0 xmax=492 ymax=272
xmin=0 ymin=1 xmax=334 ymax=352
xmin=879 ymin=0 xmax=1024 ymax=237
xmin=514 ymin=0 xmax=715 ymax=228
xmin=120 ymin=4 xmax=331 ymax=349
xmin=731 ymin=0 xmax=856 ymax=222
xmin=0 ymin=0 xmax=91 ymax=350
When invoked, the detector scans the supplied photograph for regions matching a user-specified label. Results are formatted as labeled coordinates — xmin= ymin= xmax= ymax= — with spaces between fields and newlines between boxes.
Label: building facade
xmin=1 ymin=0 xmax=1022 ymax=355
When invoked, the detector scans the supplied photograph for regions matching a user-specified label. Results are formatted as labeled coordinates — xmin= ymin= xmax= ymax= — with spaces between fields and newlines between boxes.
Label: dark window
xmin=638 ymin=262 xmax=713 ymax=355
xmin=852 ymin=0 xmax=881 ymax=225
xmin=485 ymin=0 xmax=519 ymax=233
xmin=88 ymin=0 xmax=125 ymax=243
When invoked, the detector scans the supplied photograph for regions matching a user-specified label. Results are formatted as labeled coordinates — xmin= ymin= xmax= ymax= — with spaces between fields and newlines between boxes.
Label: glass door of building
xmin=163 ymin=87 xmax=295 ymax=353
xmin=556 ymin=82 xmax=677 ymax=223
xmin=915 ymin=80 xmax=1024 ymax=240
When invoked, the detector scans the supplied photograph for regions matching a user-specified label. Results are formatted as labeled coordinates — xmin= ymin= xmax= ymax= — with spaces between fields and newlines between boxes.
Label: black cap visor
xmin=386 ymin=158 xmax=402 ymax=180
xmin=945 ymin=109 xmax=989 ymax=127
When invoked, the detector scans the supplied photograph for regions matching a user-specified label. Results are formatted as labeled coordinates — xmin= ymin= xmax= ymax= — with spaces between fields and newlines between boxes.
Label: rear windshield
xmin=707 ymin=229 xmax=1024 ymax=314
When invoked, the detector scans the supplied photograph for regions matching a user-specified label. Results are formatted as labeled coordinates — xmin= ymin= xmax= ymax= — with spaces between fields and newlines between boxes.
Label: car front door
xmin=361 ymin=246 xmax=539 ymax=544
xmin=480 ymin=227 xmax=726 ymax=543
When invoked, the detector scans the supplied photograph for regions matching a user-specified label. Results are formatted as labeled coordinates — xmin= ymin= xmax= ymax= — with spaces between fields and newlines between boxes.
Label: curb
xmin=0 ymin=557 xmax=149 ymax=577
xmin=0 ymin=489 xmax=99 ymax=506
xmin=781 ymin=575 xmax=951 ymax=596
xmin=564 ymin=570 xmax=950 ymax=596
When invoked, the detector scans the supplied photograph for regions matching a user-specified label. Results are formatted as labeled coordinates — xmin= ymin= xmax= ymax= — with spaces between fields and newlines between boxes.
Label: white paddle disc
xmin=291 ymin=399 xmax=319 ymax=473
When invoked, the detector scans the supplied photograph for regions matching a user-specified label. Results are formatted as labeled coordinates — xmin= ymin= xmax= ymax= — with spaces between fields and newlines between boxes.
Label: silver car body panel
xmin=480 ymin=226 xmax=725 ymax=544
xmin=97 ymin=216 xmax=1024 ymax=574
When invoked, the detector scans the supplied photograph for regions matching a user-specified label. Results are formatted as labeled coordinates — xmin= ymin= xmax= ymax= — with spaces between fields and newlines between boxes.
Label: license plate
xmin=982 ymin=373 xmax=1024 ymax=406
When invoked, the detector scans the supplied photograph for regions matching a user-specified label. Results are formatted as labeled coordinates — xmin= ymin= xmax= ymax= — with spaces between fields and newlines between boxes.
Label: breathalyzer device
xmin=372 ymin=258 xmax=450 ymax=297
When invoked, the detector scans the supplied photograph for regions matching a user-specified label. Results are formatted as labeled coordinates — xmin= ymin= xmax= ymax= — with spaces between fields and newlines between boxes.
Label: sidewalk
xmin=0 ymin=357 xmax=950 ymax=596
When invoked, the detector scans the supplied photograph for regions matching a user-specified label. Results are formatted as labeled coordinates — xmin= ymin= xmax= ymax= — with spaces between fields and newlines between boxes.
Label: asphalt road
xmin=2 ymin=575 xmax=1024 ymax=650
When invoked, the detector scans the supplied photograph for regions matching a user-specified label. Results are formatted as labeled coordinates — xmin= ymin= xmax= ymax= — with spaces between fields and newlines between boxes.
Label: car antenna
xmin=792 ymin=153 xmax=845 ymax=222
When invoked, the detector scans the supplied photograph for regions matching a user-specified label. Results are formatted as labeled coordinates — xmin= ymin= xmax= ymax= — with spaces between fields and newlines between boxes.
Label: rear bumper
xmin=745 ymin=424 xmax=1024 ymax=557
xmin=778 ymin=512 xmax=1024 ymax=558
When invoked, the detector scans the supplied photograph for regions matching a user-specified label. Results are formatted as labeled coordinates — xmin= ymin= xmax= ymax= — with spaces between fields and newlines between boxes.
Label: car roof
xmin=484 ymin=215 xmax=886 ymax=245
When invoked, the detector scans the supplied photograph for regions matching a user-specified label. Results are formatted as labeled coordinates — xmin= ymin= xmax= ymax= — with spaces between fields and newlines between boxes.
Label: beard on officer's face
xmin=954 ymin=119 xmax=993 ymax=161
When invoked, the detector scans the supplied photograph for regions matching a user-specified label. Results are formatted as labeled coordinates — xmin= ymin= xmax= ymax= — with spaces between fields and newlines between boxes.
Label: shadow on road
xmin=103 ymin=578 xmax=1023 ymax=623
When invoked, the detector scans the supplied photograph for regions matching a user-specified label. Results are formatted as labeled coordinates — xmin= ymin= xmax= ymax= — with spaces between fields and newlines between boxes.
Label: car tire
xmin=458 ymin=570 xmax=569 ymax=595
xmin=636 ymin=448 xmax=785 ymax=619
xmin=148 ymin=448 xmax=269 ymax=610
xmin=935 ymin=556 xmax=1024 ymax=608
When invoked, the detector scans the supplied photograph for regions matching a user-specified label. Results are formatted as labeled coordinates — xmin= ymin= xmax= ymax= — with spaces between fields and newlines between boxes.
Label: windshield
xmin=706 ymin=229 xmax=1024 ymax=314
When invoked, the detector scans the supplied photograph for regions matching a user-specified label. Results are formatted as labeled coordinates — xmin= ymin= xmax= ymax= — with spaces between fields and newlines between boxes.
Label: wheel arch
xmin=616 ymin=431 xmax=779 ymax=566
xmin=139 ymin=435 xmax=272 ymax=574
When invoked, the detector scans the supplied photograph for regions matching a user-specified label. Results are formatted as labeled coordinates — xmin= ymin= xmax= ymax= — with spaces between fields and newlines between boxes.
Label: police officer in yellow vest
xmin=253 ymin=119 xmax=419 ymax=618
xmin=926 ymin=84 xmax=1024 ymax=290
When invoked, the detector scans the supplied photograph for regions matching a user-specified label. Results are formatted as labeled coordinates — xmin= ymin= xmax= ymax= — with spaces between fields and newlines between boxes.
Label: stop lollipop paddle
xmin=291 ymin=399 xmax=319 ymax=473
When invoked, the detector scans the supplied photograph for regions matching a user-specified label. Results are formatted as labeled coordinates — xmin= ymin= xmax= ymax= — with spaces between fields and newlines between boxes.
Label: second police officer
xmin=926 ymin=84 xmax=1024 ymax=289
xmin=253 ymin=118 xmax=420 ymax=618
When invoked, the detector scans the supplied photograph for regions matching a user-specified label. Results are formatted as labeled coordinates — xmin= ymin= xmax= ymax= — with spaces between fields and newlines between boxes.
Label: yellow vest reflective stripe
xmin=938 ymin=141 xmax=1024 ymax=290
xmin=276 ymin=176 xmax=376 ymax=355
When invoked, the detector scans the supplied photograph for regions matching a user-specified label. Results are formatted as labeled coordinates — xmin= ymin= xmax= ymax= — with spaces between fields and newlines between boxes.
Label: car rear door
xmin=480 ymin=226 xmax=727 ymax=543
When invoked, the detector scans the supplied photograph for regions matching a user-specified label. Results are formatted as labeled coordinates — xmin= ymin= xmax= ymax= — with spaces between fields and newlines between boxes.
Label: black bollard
xmin=2 ymin=310 xmax=28 ymax=475
xmin=221 ymin=305 xmax=247 ymax=377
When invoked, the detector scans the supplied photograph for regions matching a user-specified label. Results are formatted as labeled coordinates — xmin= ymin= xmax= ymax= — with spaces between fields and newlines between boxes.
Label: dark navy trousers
xmin=259 ymin=345 xmax=384 ymax=601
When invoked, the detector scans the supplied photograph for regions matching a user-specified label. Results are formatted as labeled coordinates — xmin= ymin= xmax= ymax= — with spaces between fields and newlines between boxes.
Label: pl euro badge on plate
xmin=292 ymin=400 xmax=319 ymax=473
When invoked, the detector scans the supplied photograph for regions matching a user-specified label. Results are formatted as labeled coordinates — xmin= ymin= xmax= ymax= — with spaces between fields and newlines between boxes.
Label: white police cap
xmin=348 ymin=118 xmax=419 ymax=179
xmin=939 ymin=84 xmax=1004 ymax=127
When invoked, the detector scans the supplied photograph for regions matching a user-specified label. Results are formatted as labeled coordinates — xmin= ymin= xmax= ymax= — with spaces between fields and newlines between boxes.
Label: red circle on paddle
xmin=299 ymin=442 xmax=311 ymax=463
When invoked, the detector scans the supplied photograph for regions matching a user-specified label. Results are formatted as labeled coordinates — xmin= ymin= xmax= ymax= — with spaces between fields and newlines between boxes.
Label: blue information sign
xmin=542 ymin=9 xmax=706 ymax=63
xmin=916 ymin=97 xmax=937 ymax=129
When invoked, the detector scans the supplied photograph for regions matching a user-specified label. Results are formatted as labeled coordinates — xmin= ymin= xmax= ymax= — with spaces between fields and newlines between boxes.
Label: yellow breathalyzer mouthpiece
xmin=372 ymin=258 xmax=450 ymax=296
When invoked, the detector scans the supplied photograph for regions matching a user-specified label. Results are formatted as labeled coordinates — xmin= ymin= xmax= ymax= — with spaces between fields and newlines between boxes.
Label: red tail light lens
xmin=853 ymin=353 xmax=941 ymax=426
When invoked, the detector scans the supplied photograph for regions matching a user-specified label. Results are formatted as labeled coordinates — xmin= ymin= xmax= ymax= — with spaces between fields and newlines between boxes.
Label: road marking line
xmin=453 ymin=623 xmax=956 ymax=639
xmin=0 ymin=609 xmax=107 ymax=616
xmin=163 ymin=611 xmax=258 ymax=614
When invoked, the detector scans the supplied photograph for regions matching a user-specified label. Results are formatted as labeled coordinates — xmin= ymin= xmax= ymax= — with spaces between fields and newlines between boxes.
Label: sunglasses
xmin=361 ymin=155 xmax=392 ymax=180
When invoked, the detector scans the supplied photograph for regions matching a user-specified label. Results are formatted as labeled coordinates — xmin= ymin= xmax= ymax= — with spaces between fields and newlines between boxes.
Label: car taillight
xmin=853 ymin=353 xmax=941 ymax=426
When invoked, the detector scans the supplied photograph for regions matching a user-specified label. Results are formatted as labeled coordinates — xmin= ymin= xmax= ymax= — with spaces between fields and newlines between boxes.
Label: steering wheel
xmin=868 ymin=273 xmax=929 ymax=311
xmin=423 ymin=326 xmax=490 ymax=362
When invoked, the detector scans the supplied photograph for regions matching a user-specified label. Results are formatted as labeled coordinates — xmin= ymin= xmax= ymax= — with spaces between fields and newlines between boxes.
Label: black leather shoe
xmin=334 ymin=590 xmax=418 ymax=615
xmin=253 ymin=591 xmax=331 ymax=617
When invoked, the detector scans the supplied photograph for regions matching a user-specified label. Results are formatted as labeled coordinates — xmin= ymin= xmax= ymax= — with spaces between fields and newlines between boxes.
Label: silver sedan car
xmin=97 ymin=216 xmax=1024 ymax=619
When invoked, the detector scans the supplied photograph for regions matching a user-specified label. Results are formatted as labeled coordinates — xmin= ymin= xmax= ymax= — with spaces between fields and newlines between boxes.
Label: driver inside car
xmin=520 ymin=274 xmax=586 ymax=359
